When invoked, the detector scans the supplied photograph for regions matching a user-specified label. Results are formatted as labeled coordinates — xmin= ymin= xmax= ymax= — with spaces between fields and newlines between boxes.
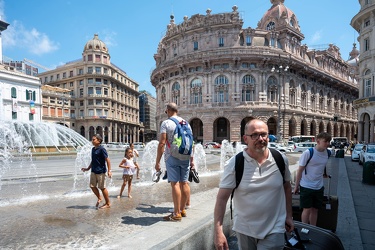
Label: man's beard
xmin=254 ymin=141 xmax=267 ymax=153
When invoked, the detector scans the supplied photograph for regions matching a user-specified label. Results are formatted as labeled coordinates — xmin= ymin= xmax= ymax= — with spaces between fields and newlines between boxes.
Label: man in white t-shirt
xmin=155 ymin=102 xmax=192 ymax=222
xmin=214 ymin=119 xmax=294 ymax=250
xmin=293 ymin=132 xmax=332 ymax=226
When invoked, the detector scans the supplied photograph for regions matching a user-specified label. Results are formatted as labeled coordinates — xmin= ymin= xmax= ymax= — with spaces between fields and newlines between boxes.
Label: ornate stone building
xmin=351 ymin=0 xmax=375 ymax=143
xmin=151 ymin=0 xmax=359 ymax=144
xmin=38 ymin=34 xmax=142 ymax=143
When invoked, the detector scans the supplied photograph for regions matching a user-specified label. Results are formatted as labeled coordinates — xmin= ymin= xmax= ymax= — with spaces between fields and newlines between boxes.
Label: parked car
xmin=359 ymin=143 xmax=375 ymax=165
xmin=203 ymin=142 xmax=221 ymax=149
xmin=133 ymin=142 xmax=145 ymax=149
xmin=293 ymin=142 xmax=317 ymax=152
xmin=268 ymin=142 xmax=292 ymax=153
xmin=351 ymin=144 xmax=363 ymax=161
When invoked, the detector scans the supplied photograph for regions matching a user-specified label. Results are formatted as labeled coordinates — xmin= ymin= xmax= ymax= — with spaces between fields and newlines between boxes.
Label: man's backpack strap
xmin=269 ymin=148 xmax=285 ymax=184
xmin=230 ymin=152 xmax=244 ymax=219
xmin=230 ymin=148 xmax=285 ymax=219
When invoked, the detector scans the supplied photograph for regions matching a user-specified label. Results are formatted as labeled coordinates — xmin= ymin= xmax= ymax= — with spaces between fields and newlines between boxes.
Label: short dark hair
xmin=316 ymin=132 xmax=331 ymax=142
xmin=94 ymin=134 xmax=103 ymax=143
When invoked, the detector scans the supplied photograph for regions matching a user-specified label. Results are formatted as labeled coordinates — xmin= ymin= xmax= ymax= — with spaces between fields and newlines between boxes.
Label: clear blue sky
xmin=0 ymin=0 xmax=360 ymax=97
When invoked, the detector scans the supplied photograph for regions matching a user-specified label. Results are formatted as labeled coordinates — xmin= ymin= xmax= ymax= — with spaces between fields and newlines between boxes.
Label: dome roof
xmin=83 ymin=34 xmax=108 ymax=53
xmin=348 ymin=43 xmax=359 ymax=61
xmin=257 ymin=0 xmax=301 ymax=32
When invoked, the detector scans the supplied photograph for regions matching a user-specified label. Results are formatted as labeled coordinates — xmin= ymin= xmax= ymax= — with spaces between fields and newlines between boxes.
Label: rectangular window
xmin=95 ymin=67 xmax=101 ymax=74
xmin=88 ymin=99 xmax=94 ymax=105
xmin=96 ymin=100 xmax=102 ymax=105
xmin=80 ymin=101 xmax=84 ymax=106
xmin=50 ymin=75 xmax=54 ymax=81
xmin=365 ymin=38 xmax=370 ymax=51
xmin=95 ymin=78 xmax=102 ymax=84
xmin=365 ymin=18 xmax=370 ymax=27
xmin=246 ymin=36 xmax=251 ymax=46
xmin=70 ymin=82 xmax=74 ymax=87
xmin=79 ymin=110 xmax=84 ymax=117
xmin=44 ymin=77 xmax=48 ymax=83
xmin=96 ymin=109 xmax=102 ymax=116
xmin=219 ymin=37 xmax=224 ymax=47
xmin=88 ymin=55 xmax=93 ymax=61
xmin=88 ymin=87 xmax=94 ymax=95
xmin=79 ymin=80 xmax=84 ymax=85
xmin=79 ymin=89 xmax=83 ymax=97
xmin=87 ymin=67 xmax=93 ymax=73
xmin=365 ymin=78 xmax=372 ymax=97
xmin=193 ymin=41 xmax=198 ymax=51
xmin=29 ymin=113 xmax=34 ymax=121
xmin=12 ymin=111 xmax=17 ymax=120
xmin=88 ymin=109 xmax=94 ymax=116
xmin=103 ymin=56 xmax=108 ymax=64
xmin=56 ymin=74 xmax=60 ymax=80
xmin=88 ymin=78 xmax=93 ymax=84
xmin=69 ymin=71 xmax=73 ymax=77
xmin=96 ymin=87 xmax=102 ymax=94
xmin=78 ymin=68 xmax=83 ymax=75
xmin=63 ymin=72 xmax=66 ymax=78
xmin=95 ymin=55 xmax=101 ymax=62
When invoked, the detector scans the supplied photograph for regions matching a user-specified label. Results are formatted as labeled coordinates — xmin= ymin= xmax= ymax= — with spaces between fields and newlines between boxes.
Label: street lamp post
xmin=271 ymin=64 xmax=289 ymax=142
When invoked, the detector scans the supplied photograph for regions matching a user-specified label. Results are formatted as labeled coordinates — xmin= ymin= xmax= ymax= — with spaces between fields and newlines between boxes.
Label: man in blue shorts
xmin=155 ymin=102 xmax=191 ymax=221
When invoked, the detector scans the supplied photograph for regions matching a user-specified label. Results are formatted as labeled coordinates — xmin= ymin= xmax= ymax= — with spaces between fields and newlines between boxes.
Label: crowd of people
xmin=81 ymin=102 xmax=337 ymax=249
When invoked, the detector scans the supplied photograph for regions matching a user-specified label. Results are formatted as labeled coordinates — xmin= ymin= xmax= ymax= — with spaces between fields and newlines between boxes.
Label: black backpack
xmin=230 ymin=148 xmax=286 ymax=219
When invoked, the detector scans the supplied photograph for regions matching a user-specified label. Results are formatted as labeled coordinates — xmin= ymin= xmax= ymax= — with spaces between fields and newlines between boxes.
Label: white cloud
xmin=310 ymin=30 xmax=322 ymax=44
xmin=100 ymin=30 xmax=118 ymax=47
xmin=3 ymin=20 xmax=59 ymax=56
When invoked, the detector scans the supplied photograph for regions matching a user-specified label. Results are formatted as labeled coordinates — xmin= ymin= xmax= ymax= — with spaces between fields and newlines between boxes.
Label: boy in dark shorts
xmin=293 ymin=132 xmax=331 ymax=225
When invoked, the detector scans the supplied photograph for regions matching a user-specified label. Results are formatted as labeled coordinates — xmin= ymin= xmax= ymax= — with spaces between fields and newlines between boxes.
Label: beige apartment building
xmin=151 ymin=1 xmax=359 ymax=144
xmin=39 ymin=34 xmax=142 ymax=143
xmin=352 ymin=0 xmax=375 ymax=143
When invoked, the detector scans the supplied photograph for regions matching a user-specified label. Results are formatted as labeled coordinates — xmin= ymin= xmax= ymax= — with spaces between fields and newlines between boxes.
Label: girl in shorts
xmin=118 ymin=147 xmax=136 ymax=198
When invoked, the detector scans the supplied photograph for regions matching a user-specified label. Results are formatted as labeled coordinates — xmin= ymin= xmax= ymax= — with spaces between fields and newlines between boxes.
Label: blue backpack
xmin=168 ymin=117 xmax=193 ymax=160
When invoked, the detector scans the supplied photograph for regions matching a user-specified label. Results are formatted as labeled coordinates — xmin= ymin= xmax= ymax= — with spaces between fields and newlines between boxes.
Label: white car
xmin=268 ymin=142 xmax=291 ymax=153
xmin=293 ymin=142 xmax=317 ymax=152
xmin=351 ymin=144 xmax=363 ymax=161
xmin=359 ymin=144 xmax=375 ymax=165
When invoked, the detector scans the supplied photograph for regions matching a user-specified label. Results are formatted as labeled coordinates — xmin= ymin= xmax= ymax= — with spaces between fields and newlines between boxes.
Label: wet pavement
xmin=2 ymin=149 xmax=373 ymax=249
xmin=0 ymin=150 xmax=224 ymax=249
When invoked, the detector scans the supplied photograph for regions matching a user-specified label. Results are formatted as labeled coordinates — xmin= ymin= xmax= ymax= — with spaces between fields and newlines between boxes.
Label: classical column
xmin=371 ymin=120 xmax=375 ymax=143
xmin=357 ymin=121 xmax=364 ymax=143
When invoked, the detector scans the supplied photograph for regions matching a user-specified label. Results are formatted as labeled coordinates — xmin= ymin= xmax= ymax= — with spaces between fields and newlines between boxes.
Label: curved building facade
xmin=39 ymin=34 xmax=142 ymax=143
xmin=351 ymin=0 xmax=375 ymax=143
xmin=151 ymin=1 xmax=359 ymax=144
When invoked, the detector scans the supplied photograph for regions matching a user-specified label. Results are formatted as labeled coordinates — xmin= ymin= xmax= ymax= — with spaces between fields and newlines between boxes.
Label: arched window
xmin=242 ymin=74 xmax=256 ymax=101
xmin=364 ymin=69 xmax=371 ymax=97
xmin=172 ymin=82 xmax=180 ymax=105
xmin=267 ymin=76 xmax=278 ymax=102
xmin=190 ymin=78 xmax=202 ymax=104
xmin=214 ymin=75 xmax=229 ymax=103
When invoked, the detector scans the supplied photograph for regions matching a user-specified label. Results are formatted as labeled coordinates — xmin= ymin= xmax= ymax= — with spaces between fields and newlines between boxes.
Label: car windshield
xmin=354 ymin=145 xmax=363 ymax=150
xmin=367 ymin=146 xmax=375 ymax=153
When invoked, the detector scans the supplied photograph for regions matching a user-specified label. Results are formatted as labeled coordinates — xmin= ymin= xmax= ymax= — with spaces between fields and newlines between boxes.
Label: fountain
xmin=220 ymin=139 xmax=235 ymax=170
xmin=0 ymin=120 xmax=90 ymax=200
